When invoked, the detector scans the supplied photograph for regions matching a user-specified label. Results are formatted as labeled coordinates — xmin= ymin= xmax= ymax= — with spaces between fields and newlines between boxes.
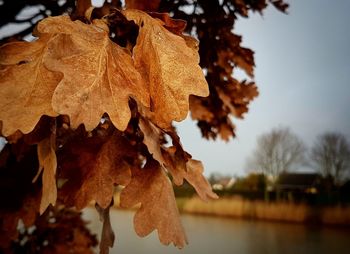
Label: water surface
xmin=83 ymin=208 xmax=350 ymax=254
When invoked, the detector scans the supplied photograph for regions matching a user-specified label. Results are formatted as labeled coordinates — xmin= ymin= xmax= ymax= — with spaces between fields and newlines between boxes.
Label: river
xmin=83 ymin=208 xmax=350 ymax=254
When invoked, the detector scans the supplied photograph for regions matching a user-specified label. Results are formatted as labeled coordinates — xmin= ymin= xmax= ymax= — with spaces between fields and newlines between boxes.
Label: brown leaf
xmin=137 ymin=121 xmax=216 ymax=201
xmin=215 ymin=33 xmax=254 ymax=78
xmin=189 ymin=77 xmax=258 ymax=140
xmin=218 ymin=121 xmax=235 ymax=141
xmin=23 ymin=116 xmax=54 ymax=145
xmin=233 ymin=0 xmax=249 ymax=17
xmin=123 ymin=9 xmax=209 ymax=128
xmin=71 ymin=0 xmax=93 ymax=21
xmin=0 ymin=35 xmax=61 ymax=136
xmin=91 ymin=1 xmax=121 ymax=21
xmin=270 ymin=0 xmax=289 ymax=13
xmin=217 ymin=81 xmax=258 ymax=118
xmin=148 ymin=12 xmax=187 ymax=35
xmin=164 ymin=148 xmax=218 ymax=201
xmin=216 ymin=87 xmax=240 ymax=118
xmin=184 ymin=159 xmax=219 ymax=200
xmin=138 ymin=117 xmax=165 ymax=164
xmin=6 ymin=130 xmax=23 ymax=144
xmin=95 ymin=203 xmax=115 ymax=254
xmin=0 ymin=147 xmax=41 ymax=250
xmin=36 ymin=131 xmax=57 ymax=214
xmin=59 ymin=133 xmax=133 ymax=209
xmin=189 ymin=96 xmax=214 ymax=122
xmin=37 ymin=16 xmax=149 ymax=131
xmin=125 ymin=0 xmax=161 ymax=11
xmin=0 ymin=193 xmax=40 ymax=249
xmin=120 ymin=159 xmax=187 ymax=248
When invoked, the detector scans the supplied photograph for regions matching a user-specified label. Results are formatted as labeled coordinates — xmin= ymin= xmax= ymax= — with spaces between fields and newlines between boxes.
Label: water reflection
xmin=82 ymin=208 xmax=350 ymax=254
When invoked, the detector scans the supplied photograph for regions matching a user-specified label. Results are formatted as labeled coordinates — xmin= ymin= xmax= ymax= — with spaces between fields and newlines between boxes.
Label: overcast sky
xmin=1 ymin=0 xmax=349 ymax=177
xmin=177 ymin=0 xmax=350 ymax=176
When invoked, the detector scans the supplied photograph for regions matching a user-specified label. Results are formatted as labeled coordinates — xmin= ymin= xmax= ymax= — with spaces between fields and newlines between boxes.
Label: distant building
xmin=274 ymin=172 xmax=322 ymax=202
xmin=212 ymin=177 xmax=235 ymax=190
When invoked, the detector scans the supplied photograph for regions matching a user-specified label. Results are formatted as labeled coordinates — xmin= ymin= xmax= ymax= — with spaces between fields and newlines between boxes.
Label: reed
xmin=181 ymin=196 xmax=350 ymax=225
xmin=321 ymin=206 xmax=350 ymax=225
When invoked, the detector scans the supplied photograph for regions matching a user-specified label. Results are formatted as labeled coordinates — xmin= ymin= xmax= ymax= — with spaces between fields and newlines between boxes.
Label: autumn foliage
xmin=0 ymin=0 xmax=287 ymax=253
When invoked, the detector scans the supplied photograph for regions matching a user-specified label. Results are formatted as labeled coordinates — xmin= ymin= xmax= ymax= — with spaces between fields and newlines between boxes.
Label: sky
xmin=1 ymin=0 xmax=350 ymax=176
xmin=176 ymin=0 xmax=350 ymax=176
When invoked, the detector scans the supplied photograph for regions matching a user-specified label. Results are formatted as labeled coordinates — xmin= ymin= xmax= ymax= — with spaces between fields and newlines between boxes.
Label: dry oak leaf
xmin=218 ymin=121 xmax=235 ymax=141
xmin=36 ymin=133 xmax=58 ymax=214
xmin=0 ymin=193 xmax=41 ymax=249
xmin=72 ymin=0 xmax=93 ymax=21
xmin=120 ymin=159 xmax=187 ymax=248
xmin=148 ymin=12 xmax=187 ymax=35
xmin=184 ymin=159 xmax=219 ymax=201
xmin=217 ymin=47 xmax=254 ymax=78
xmin=216 ymin=86 xmax=241 ymax=118
xmin=123 ymin=9 xmax=209 ymax=128
xmin=138 ymin=119 xmax=216 ymax=201
xmin=37 ymin=16 xmax=149 ymax=131
xmin=96 ymin=203 xmax=115 ymax=254
xmin=138 ymin=115 xmax=188 ymax=167
xmin=164 ymin=147 xmax=218 ymax=202
xmin=0 ymin=35 xmax=61 ymax=137
xmin=125 ymin=0 xmax=161 ymax=11
xmin=59 ymin=133 xmax=133 ymax=210
xmin=189 ymin=96 xmax=215 ymax=122
xmin=138 ymin=117 xmax=165 ymax=164
xmin=216 ymin=81 xmax=258 ymax=119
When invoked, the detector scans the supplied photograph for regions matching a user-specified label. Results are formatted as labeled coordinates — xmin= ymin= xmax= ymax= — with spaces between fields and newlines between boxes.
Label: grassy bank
xmin=177 ymin=196 xmax=350 ymax=226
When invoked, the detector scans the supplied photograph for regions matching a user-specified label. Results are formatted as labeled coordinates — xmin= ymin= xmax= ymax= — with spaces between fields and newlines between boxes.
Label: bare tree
xmin=310 ymin=132 xmax=350 ymax=184
xmin=246 ymin=127 xmax=306 ymax=178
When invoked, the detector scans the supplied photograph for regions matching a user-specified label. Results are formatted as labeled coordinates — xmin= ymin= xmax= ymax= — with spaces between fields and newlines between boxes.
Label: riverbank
xmin=176 ymin=196 xmax=350 ymax=226
xmin=112 ymin=193 xmax=350 ymax=226
xmin=83 ymin=207 xmax=350 ymax=254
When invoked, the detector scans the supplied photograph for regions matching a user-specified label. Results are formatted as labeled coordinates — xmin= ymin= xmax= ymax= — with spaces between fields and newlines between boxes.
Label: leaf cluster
xmin=0 ymin=0 xmax=288 ymax=253
xmin=0 ymin=1 xmax=217 ymax=252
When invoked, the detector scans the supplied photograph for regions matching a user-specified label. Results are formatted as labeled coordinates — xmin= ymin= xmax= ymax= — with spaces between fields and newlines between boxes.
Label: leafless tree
xmin=310 ymin=132 xmax=350 ymax=184
xmin=246 ymin=127 xmax=306 ymax=178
